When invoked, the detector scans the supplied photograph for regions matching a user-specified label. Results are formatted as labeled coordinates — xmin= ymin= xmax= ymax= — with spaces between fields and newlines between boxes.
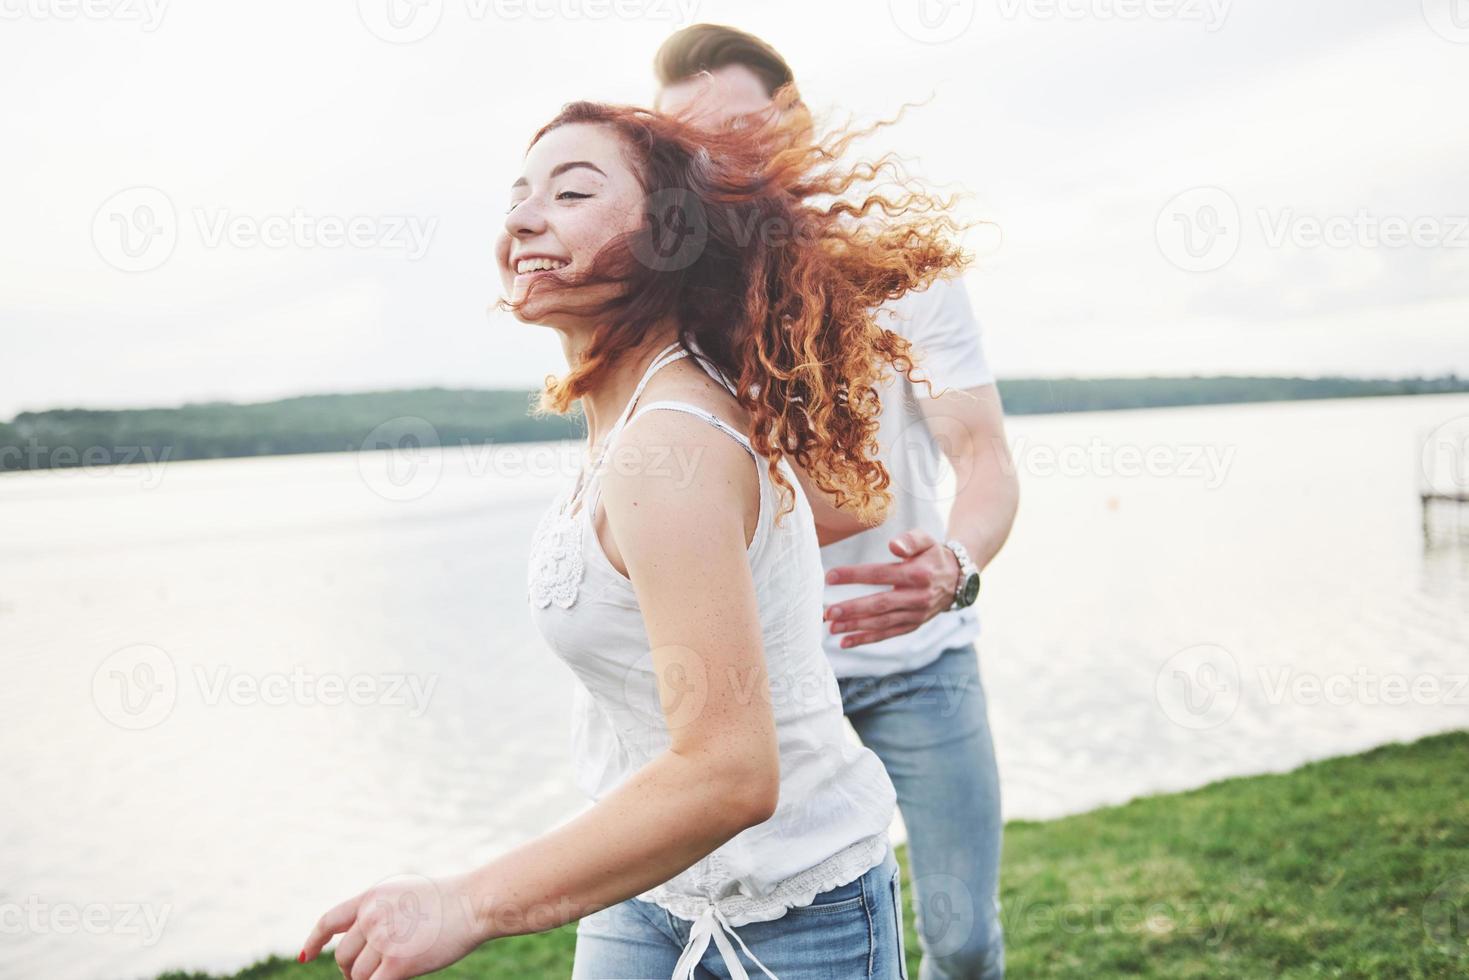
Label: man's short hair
xmin=653 ymin=23 xmax=795 ymax=97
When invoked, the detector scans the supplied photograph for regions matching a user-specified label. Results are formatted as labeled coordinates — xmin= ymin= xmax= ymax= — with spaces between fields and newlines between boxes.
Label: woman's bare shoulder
xmin=638 ymin=358 xmax=750 ymax=432
xmin=599 ymin=404 xmax=761 ymax=553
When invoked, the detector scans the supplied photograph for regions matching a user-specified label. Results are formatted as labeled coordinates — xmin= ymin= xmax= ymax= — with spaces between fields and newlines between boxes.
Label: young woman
xmin=300 ymin=96 xmax=969 ymax=979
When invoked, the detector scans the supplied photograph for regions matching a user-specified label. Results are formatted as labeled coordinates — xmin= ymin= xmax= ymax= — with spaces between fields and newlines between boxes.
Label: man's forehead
xmin=659 ymin=63 xmax=772 ymax=116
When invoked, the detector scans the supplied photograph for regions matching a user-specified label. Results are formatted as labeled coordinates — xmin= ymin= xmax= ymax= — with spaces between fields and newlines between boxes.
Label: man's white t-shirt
xmin=820 ymin=276 xmax=995 ymax=679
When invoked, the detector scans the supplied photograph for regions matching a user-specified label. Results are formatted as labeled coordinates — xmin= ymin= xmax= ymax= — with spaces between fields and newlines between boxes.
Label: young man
xmin=654 ymin=25 xmax=1019 ymax=980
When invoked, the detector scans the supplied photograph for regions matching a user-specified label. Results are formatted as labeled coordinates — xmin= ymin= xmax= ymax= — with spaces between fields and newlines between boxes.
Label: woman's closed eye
xmin=503 ymin=190 xmax=590 ymax=214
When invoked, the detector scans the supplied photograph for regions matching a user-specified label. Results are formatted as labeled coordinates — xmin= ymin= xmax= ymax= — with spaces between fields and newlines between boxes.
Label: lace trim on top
xmin=527 ymin=485 xmax=584 ymax=609
xmin=526 ymin=342 xmax=687 ymax=610
xmin=640 ymin=832 xmax=888 ymax=927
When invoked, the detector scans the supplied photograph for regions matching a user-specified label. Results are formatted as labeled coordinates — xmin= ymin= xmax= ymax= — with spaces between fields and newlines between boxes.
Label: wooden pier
xmin=1421 ymin=491 xmax=1469 ymax=541
xmin=1420 ymin=422 xmax=1469 ymax=542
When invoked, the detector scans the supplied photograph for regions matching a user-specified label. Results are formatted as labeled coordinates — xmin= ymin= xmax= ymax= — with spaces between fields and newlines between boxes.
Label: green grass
xmin=161 ymin=731 xmax=1469 ymax=979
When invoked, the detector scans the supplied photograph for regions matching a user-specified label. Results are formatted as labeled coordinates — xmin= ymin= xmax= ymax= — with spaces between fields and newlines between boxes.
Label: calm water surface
xmin=2 ymin=394 xmax=1467 ymax=979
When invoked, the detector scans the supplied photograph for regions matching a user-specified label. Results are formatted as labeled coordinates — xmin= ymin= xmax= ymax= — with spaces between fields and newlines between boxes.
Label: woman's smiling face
xmin=497 ymin=122 xmax=646 ymax=326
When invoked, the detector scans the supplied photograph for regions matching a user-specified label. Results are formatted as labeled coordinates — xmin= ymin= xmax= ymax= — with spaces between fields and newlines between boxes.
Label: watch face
xmin=961 ymin=573 xmax=981 ymax=607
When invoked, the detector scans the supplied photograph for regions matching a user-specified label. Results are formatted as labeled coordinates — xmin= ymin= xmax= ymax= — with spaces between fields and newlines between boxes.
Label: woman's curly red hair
xmin=512 ymin=90 xmax=972 ymax=526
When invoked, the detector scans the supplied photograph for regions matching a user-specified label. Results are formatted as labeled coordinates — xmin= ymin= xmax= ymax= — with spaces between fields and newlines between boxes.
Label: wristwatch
xmin=945 ymin=539 xmax=981 ymax=610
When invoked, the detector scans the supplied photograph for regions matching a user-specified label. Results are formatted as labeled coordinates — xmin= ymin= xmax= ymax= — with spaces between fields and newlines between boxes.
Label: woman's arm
xmin=299 ymin=411 xmax=780 ymax=979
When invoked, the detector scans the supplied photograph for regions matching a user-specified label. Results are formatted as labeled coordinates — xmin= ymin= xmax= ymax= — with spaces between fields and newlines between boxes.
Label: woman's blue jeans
xmin=571 ymin=842 xmax=908 ymax=979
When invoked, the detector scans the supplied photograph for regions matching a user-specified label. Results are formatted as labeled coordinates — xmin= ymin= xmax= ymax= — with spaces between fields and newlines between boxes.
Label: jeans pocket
xmin=786 ymin=873 xmax=866 ymax=916
xmin=889 ymin=868 xmax=909 ymax=980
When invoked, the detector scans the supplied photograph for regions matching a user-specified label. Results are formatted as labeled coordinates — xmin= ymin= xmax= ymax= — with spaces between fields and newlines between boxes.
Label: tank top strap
xmin=569 ymin=341 xmax=686 ymax=513
xmin=607 ymin=341 xmax=689 ymax=437
xmin=585 ymin=400 xmax=765 ymax=518
xmin=683 ymin=339 xmax=740 ymax=400
xmin=625 ymin=401 xmax=758 ymax=461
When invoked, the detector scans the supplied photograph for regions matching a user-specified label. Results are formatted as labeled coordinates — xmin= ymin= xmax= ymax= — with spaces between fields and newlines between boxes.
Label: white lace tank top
xmin=526 ymin=342 xmax=897 ymax=979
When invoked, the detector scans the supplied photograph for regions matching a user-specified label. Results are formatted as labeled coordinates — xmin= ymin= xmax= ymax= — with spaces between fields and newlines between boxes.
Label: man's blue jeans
xmin=837 ymin=643 xmax=1005 ymax=980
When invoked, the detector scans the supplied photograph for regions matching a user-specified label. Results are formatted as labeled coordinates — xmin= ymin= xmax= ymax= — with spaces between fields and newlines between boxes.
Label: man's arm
xmin=789 ymin=459 xmax=885 ymax=546
xmin=824 ymin=383 xmax=1018 ymax=648
xmin=925 ymin=382 xmax=1018 ymax=570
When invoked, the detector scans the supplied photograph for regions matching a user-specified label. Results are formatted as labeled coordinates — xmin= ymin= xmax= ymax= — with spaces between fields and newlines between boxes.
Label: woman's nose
xmin=504 ymin=198 xmax=546 ymax=238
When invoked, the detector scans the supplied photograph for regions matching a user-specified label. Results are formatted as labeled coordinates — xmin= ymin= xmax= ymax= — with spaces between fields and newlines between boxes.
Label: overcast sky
xmin=3 ymin=0 xmax=1467 ymax=418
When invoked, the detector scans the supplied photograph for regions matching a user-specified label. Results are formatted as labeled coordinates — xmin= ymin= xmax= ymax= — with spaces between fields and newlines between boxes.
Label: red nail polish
xmin=298 ymin=951 xmax=306 ymax=964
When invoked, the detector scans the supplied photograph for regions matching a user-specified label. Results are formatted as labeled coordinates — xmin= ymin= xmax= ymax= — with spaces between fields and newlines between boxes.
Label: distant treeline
xmin=994 ymin=375 xmax=1469 ymax=414
xmin=3 ymin=376 xmax=1466 ymax=473
xmin=0 ymin=390 xmax=582 ymax=473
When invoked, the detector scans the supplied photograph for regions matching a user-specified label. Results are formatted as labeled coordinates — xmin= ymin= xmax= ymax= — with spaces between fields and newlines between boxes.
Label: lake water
xmin=3 ymin=394 xmax=1467 ymax=980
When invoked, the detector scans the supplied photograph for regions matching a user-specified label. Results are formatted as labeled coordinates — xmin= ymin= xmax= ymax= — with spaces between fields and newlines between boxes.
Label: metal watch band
xmin=945 ymin=538 xmax=980 ymax=611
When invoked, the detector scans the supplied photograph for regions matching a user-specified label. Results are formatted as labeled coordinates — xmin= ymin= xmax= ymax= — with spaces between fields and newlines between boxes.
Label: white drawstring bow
xmin=670 ymin=903 xmax=780 ymax=980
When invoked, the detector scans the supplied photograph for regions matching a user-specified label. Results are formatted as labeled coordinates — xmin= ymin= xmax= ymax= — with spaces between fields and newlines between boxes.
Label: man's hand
xmin=823 ymin=529 xmax=960 ymax=648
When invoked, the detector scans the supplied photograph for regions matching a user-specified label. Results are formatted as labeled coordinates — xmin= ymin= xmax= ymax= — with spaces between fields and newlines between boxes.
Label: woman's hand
xmin=299 ymin=870 xmax=491 ymax=980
